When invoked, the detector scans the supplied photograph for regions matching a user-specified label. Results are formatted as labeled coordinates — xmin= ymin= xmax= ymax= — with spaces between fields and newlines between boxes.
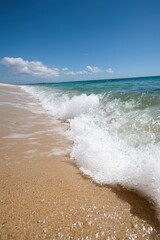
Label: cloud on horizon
xmin=86 ymin=65 xmax=102 ymax=74
xmin=62 ymin=67 xmax=76 ymax=76
xmin=106 ymin=67 xmax=114 ymax=73
xmin=0 ymin=57 xmax=114 ymax=78
xmin=0 ymin=57 xmax=60 ymax=78
xmin=62 ymin=65 xmax=102 ymax=76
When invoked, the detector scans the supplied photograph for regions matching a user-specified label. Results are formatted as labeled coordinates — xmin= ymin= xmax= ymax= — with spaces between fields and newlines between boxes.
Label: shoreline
xmin=0 ymin=84 xmax=160 ymax=239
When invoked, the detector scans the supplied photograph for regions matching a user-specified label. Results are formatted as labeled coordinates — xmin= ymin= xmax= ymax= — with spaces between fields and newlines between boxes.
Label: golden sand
xmin=0 ymin=84 xmax=160 ymax=239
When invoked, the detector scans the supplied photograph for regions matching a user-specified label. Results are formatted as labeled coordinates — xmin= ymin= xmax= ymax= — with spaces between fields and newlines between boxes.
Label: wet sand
xmin=0 ymin=84 xmax=160 ymax=239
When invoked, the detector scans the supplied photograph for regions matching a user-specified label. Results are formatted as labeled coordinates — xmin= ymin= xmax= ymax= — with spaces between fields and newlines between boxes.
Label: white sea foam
xmin=48 ymin=147 xmax=71 ymax=156
xmin=22 ymin=85 xmax=160 ymax=219
xmin=70 ymin=115 xmax=160 ymax=218
xmin=3 ymin=133 xmax=33 ymax=139
xmin=22 ymin=85 xmax=99 ymax=120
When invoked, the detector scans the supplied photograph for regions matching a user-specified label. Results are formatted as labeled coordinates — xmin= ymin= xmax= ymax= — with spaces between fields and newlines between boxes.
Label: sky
xmin=0 ymin=0 xmax=160 ymax=84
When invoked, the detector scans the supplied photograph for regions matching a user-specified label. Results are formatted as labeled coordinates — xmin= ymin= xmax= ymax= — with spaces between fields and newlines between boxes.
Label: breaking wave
xmin=22 ymin=83 xmax=160 ymax=219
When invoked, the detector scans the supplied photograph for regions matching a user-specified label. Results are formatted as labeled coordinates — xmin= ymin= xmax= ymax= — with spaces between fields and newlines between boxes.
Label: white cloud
xmin=0 ymin=57 xmax=59 ymax=78
xmin=77 ymin=70 xmax=87 ymax=75
xmin=61 ymin=67 xmax=76 ymax=75
xmin=86 ymin=65 xmax=102 ymax=73
xmin=61 ymin=65 xmax=101 ymax=76
xmin=0 ymin=57 xmax=106 ymax=79
xmin=63 ymin=71 xmax=76 ymax=76
xmin=106 ymin=68 xmax=114 ymax=74
xmin=62 ymin=67 xmax=69 ymax=71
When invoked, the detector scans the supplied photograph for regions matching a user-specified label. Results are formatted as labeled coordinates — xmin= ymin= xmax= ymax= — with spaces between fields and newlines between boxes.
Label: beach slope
xmin=0 ymin=84 xmax=160 ymax=239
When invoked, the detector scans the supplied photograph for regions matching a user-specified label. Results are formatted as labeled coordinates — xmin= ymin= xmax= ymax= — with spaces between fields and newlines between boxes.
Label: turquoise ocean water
xmin=22 ymin=76 xmax=160 ymax=218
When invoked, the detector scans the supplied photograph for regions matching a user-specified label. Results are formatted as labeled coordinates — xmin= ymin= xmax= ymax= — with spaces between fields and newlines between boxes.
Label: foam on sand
xmin=22 ymin=85 xmax=160 ymax=220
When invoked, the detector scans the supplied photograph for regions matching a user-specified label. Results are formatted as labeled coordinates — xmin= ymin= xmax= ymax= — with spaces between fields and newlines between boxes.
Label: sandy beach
xmin=0 ymin=84 xmax=160 ymax=240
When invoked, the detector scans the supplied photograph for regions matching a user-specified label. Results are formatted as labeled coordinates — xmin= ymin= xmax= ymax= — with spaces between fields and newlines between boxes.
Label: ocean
xmin=22 ymin=76 xmax=160 ymax=218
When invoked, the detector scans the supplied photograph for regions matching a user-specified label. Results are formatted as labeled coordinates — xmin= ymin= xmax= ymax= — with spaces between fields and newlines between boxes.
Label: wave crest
xmin=22 ymin=85 xmax=160 ymax=220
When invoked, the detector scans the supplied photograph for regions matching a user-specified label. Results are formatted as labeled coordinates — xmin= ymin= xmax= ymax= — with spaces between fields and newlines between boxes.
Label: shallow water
xmin=22 ymin=76 xmax=160 ymax=219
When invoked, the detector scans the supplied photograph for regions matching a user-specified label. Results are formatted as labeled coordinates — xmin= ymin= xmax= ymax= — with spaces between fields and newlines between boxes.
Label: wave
xmin=22 ymin=85 xmax=160 ymax=220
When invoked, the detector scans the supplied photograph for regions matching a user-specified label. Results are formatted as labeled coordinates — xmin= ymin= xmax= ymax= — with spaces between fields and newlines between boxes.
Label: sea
xmin=22 ymin=75 xmax=160 ymax=218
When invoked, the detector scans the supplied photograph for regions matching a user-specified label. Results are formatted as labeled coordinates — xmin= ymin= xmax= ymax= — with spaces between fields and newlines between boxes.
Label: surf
xmin=21 ymin=76 xmax=160 ymax=219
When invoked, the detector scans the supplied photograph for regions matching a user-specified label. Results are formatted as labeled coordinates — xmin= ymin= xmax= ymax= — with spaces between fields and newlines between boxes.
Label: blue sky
xmin=0 ymin=0 xmax=160 ymax=83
